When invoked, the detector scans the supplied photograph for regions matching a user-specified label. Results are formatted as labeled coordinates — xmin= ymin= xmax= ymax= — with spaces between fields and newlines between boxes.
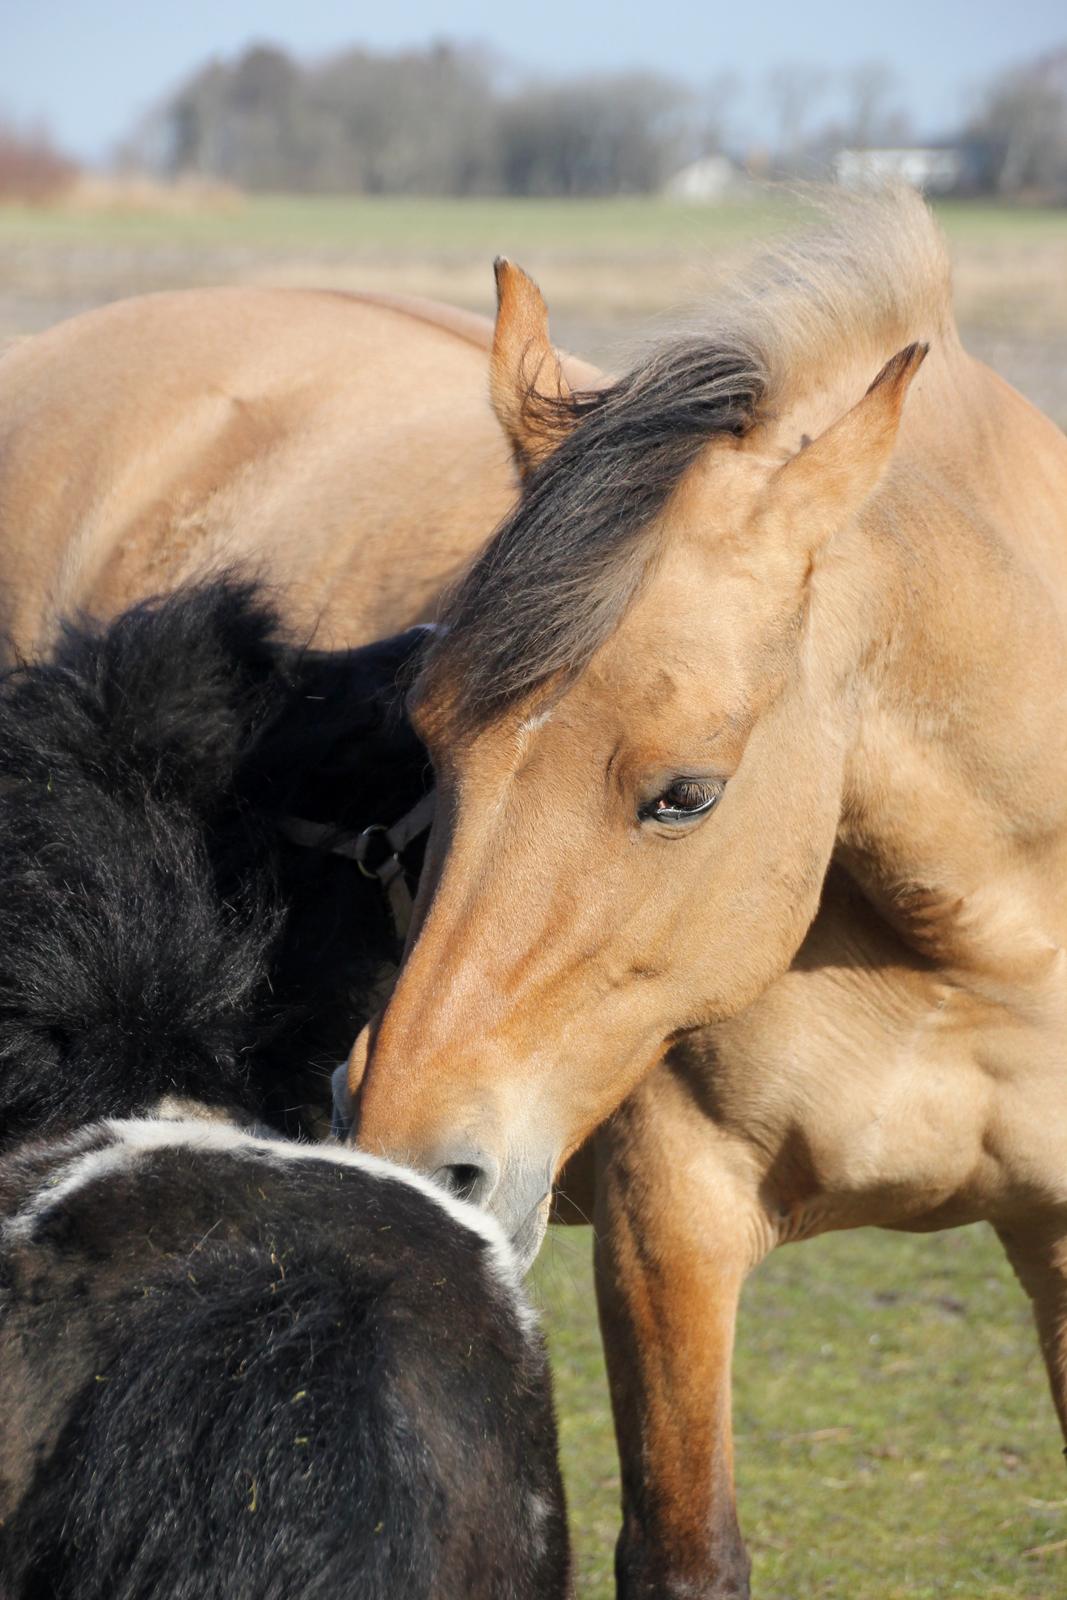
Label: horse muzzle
xmin=429 ymin=1139 xmax=554 ymax=1274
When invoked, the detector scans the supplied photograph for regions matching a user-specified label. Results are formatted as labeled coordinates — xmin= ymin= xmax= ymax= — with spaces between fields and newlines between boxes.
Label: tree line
xmin=117 ymin=40 xmax=1066 ymax=199
xmin=2 ymin=41 xmax=1066 ymax=202
xmin=125 ymin=44 xmax=700 ymax=197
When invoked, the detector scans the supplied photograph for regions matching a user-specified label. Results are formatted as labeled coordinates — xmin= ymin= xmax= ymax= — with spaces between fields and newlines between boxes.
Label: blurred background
xmin=4 ymin=1 xmax=1067 ymax=421
xmin=4 ymin=4 xmax=1067 ymax=1596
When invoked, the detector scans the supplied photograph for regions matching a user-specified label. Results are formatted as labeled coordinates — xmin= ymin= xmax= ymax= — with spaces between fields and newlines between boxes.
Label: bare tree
xmin=766 ymin=62 xmax=829 ymax=170
xmin=843 ymin=60 xmax=910 ymax=148
xmin=498 ymin=73 xmax=689 ymax=196
xmin=698 ymin=71 xmax=740 ymax=157
xmin=970 ymin=50 xmax=1067 ymax=195
xmin=124 ymin=44 xmax=700 ymax=196
xmin=0 ymin=118 xmax=79 ymax=201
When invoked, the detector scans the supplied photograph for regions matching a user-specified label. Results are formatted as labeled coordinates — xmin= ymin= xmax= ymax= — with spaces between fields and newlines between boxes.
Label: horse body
xmin=0 ymin=286 xmax=600 ymax=651
xmin=349 ymin=196 xmax=1067 ymax=1594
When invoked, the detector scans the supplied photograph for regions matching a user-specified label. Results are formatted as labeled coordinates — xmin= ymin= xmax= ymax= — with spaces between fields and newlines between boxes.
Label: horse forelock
xmin=425 ymin=185 xmax=953 ymax=732
xmin=426 ymin=338 xmax=766 ymax=728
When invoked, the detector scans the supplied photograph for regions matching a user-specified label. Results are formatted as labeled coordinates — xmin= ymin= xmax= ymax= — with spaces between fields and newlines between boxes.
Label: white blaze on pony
xmin=351 ymin=191 xmax=1067 ymax=1596
xmin=0 ymin=1116 xmax=566 ymax=1600
xmin=3 ymin=1115 xmax=529 ymax=1324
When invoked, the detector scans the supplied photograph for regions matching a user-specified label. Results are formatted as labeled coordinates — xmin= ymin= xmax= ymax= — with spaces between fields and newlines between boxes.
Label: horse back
xmin=0 ymin=286 xmax=535 ymax=654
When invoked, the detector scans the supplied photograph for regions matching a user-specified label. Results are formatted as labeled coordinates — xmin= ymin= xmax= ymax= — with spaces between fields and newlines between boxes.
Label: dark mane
xmin=427 ymin=337 xmax=766 ymax=725
xmin=426 ymin=189 xmax=959 ymax=729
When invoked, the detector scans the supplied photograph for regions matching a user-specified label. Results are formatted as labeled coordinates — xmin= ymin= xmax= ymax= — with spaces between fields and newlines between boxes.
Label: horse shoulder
xmin=671 ymin=867 xmax=1067 ymax=1242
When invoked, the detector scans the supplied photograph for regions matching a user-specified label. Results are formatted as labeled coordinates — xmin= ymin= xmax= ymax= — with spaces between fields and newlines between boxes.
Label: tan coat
xmin=0 ymin=287 xmax=604 ymax=652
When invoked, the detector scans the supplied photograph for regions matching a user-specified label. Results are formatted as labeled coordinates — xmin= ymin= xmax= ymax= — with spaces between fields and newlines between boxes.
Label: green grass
xmin=0 ymin=194 xmax=788 ymax=257
xmin=0 ymin=193 xmax=1063 ymax=256
xmin=931 ymin=200 xmax=1067 ymax=245
xmin=531 ymin=1224 xmax=1067 ymax=1598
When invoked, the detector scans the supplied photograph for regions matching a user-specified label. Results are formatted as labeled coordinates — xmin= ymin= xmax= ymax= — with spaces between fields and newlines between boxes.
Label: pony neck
xmin=821 ymin=361 xmax=1067 ymax=991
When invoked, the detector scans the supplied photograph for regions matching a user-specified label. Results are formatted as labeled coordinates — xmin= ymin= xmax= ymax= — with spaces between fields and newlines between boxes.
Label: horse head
xmin=353 ymin=251 xmax=928 ymax=1267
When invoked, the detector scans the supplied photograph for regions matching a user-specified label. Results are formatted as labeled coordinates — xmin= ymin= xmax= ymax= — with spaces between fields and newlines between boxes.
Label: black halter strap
xmin=277 ymin=790 xmax=435 ymax=941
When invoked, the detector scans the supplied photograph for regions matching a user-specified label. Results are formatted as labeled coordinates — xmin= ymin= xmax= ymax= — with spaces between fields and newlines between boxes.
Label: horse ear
xmin=490 ymin=258 xmax=575 ymax=478
xmin=763 ymin=342 xmax=928 ymax=550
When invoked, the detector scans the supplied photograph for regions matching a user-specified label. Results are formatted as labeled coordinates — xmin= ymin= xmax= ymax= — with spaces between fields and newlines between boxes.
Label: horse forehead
xmin=488 ymin=618 xmax=746 ymax=764
xmin=510 ymin=677 xmax=733 ymax=785
xmin=672 ymin=435 xmax=775 ymax=530
xmin=587 ymin=580 xmax=757 ymax=720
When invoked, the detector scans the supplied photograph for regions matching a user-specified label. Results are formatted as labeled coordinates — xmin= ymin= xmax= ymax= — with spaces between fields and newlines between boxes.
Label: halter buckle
xmin=354 ymin=823 xmax=396 ymax=881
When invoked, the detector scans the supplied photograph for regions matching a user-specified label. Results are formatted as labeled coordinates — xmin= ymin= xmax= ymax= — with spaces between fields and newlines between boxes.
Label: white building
xmin=834 ymin=147 xmax=963 ymax=194
xmin=663 ymin=154 xmax=743 ymax=203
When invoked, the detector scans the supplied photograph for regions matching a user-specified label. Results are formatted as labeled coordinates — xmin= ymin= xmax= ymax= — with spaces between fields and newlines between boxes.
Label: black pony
xmin=0 ymin=577 xmax=431 ymax=1148
xmin=0 ymin=1118 xmax=569 ymax=1600
xmin=0 ymin=580 xmax=570 ymax=1598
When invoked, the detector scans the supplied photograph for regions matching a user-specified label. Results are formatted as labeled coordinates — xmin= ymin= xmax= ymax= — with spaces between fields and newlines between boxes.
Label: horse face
xmin=352 ymin=484 xmax=826 ymax=1262
xmin=352 ymin=265 xmax=925 ymax=1268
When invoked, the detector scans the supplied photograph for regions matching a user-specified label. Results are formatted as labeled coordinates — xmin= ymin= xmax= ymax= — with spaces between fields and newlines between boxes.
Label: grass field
xmin=532 ymin=1224 xmax=1067 ymax=1599
xmin=2 ymin=187 xmax=1067 ymax=1596
xmin=2 ymin=190 xmax=1065 ymax=253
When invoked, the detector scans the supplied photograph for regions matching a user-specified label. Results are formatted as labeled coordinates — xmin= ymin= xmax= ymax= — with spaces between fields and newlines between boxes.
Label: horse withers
xmin=350 ymin=191 xmax=1067 ymax=1595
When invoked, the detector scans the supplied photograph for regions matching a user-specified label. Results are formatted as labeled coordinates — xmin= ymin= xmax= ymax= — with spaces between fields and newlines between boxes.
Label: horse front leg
xmin=594 ymin=1074 xmax=767 ymax=1600
xmin=996 ymin=1218 xmax=1067 ymax=1447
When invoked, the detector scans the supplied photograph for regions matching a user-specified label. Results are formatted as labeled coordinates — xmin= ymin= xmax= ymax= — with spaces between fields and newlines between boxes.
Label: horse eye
xmin=639 ymin=779 xmax=724 ymax=826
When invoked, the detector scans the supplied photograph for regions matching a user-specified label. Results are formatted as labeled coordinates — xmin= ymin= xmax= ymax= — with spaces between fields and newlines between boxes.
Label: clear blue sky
xmin=4 ymin=0 xmax=1065 ymax=162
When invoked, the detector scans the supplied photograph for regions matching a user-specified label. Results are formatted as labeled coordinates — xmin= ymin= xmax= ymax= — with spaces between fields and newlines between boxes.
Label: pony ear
xmin=490 ymin=258 xmax=575 ymax=478
xmin=763 ymin=342 xmax=928 ymax=551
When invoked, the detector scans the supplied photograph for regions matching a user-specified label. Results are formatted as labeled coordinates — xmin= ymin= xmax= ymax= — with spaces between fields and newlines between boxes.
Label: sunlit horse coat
xmin=0 ymin=290 xmax=598 ymax=655
xmin=358 ymin=199 xmax=1067 ymax=1595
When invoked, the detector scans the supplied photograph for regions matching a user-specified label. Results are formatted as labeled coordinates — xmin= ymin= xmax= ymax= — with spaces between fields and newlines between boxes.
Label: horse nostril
xmin=445 ymin=1164 xmax=480 ymax=1202
xmin=432 ymin=1157 xmax=499 ymax=1207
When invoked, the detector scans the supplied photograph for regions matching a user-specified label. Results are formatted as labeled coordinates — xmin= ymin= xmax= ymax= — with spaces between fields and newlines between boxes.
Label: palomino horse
xmin=346 ymin=191 xmax=1067 ymax=1595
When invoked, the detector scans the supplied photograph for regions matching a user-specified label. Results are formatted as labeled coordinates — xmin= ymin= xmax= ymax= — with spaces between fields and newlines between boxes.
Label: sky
xmin=3 ymin=0 xmax=1066 ymax=163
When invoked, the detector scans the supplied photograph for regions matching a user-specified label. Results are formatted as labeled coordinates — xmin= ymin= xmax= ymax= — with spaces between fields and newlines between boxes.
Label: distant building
xmin=833 ymin=146 xmax=963 ymax=194
xmin=663 ymin=154 xmax=743 ymax=202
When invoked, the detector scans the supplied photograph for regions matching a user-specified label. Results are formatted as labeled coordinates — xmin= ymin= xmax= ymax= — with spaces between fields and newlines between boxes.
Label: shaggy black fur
xmin=0 ymin=1122 xmax=570 ymax=1599
xmin=0 ymin=579 xmax=431 ymax=1149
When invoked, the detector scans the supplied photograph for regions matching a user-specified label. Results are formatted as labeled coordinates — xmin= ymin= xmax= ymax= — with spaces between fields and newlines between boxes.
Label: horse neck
xmin=824 ymin=358 xmax=1067 ymax=987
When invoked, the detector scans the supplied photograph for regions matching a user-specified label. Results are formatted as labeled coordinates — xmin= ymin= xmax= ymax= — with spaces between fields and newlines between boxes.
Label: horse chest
xmin=680 ymin=896 xmax=1067 ymax=1241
